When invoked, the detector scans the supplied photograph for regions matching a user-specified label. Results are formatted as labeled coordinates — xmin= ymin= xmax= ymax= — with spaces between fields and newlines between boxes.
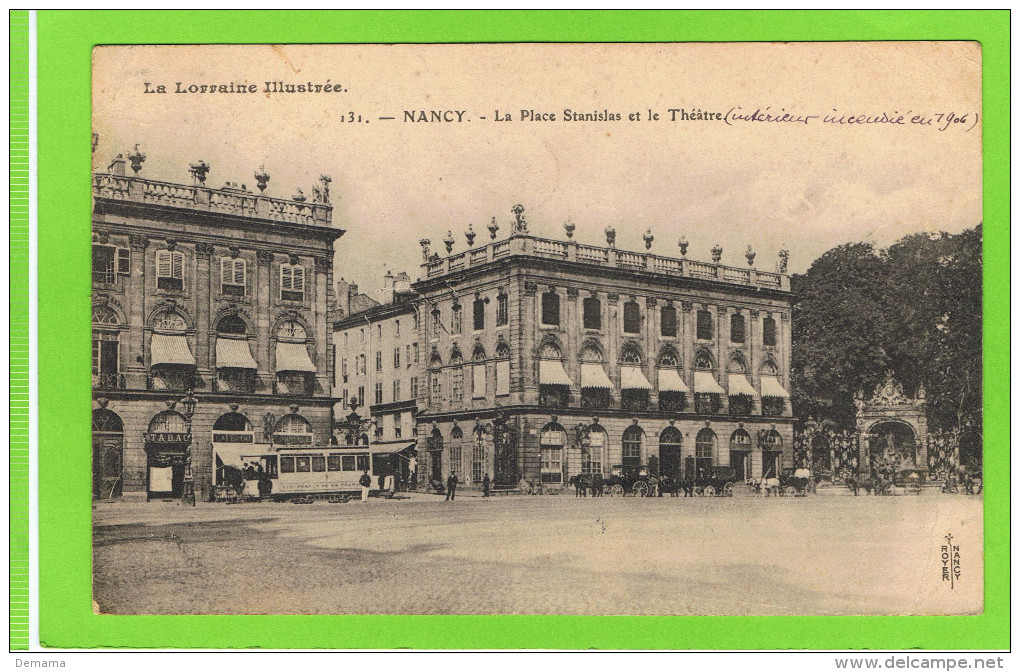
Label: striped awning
xmin=216 ymin=337 xmax=257 ymax=370
xmin=760 ymin=375 xmax=790 ymax=399
xmin=727 ymin=373 xmax=758 ymax=397
xmin=275 ymin=341 xmax=317 ymax=373
xmin=620 ymin=365 xmax=652 ymax=390
xmin=581 ymin=363 xmax=614 ymax=390
xmin=150 ymin=333 xmax=195 ymax=366
xmin=657 ymin=368 xmax=689 ymax=393
xmin=538 ymin=359 xmax=572 ymax=386
xmin=693 ymin=370 xmax=726 ymax=395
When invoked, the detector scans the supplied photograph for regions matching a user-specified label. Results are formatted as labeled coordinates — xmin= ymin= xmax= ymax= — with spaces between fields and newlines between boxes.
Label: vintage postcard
xmin=89 ymin=42 xmax=982 ymax=617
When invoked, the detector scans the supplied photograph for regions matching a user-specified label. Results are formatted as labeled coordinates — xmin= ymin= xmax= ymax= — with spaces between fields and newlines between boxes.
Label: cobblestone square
xmin=93 ymin=492 xmax=982 ymax=616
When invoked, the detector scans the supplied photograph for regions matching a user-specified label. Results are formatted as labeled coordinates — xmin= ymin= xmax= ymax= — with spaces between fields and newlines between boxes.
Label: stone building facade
xmin=333 ymin=272 xmax=421 ymax=445
xmin=412 ymin=208 xmax=795 ymax=490
xmin=91 ymin=153 xmax=343 ymax=500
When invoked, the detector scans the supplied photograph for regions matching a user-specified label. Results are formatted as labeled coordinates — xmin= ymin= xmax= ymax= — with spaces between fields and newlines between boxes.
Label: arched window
xmin=472 ymin=346 xmax=487 ymax=399
xmin=93 ymin=408 xmax=123 ymax=433
xmin=471 ymin=428 xmax=487 ymax=482
xmin=92 ymin=306 xmax=121 ymax=389
xmin=540 ymin=422 xmax=566 ymax=484
xmin=730 ymin=313 xmax=746 ymax=344
xmin=450 ymin=426 xmax=464 ymax=477
xmin=148 ymin=410 xmax=189 ymax=434
xmin=275 ymin=320 xmax=314 ymax=394
xmin=696 ymin=309 xmax=714 ymax=341
xmin=695 ymin=350 xmax=714 ymax=370
xmin=730 ymin=428 xmax=751 ymax=449
xmin=623 ymin=301 xmax=641 ymax=334
xmin=660 ymin=305 xmax=677 ymax=337
xmin=729 ymin=428 xmax=752 ymax=480
xmin=451 ymin=304 xmax=463 ymax=335
xmin=428 ymin=428 xmax=444 ymax=482
xmin=761 ymin=429 xmax=783 ymax=478
xmin=728 ymin=356 xmax=746 ymax=373
xmin=495 ymin=343 xmax=511 ymax=396
xmin=763 ymin=316 xmax=777 ymax=347
xmin=761 ymin=360 xmax=779 ymax=376
xmin=582 ymin=424 xmax=606 ymax=475
xmin=657 ymin=350 xmax=685 ymax=412
xmin=620 ymin=346 xmax=649 ymax=411
xmin=695 ymin=428 xmax=717 ymax=476
xmin=214 ymin=412 xmax=252 ymax=432
xmin=659 ymin=351 xmax=678 ymax=367
xmin=430 ymin=308 xmax=442 ymax=340
xmin=153 ymin=309 xmax=187 ymax=332
xmin=727 ymin=356 xmax=753 ymax=416
xmin=541 ymin=291 xmax=560 ymax=326
xmin=450 ymin=348 xmax=464 ymax=404
xmin=540 ymin=342 xmax=562 ymax=360
xmin=658 ymin=426 xmax=683 ymax=478
xmin=217 ymin=314 xmax=247 ymax=335
xmin=622 ymin=425 xmax=644 ymax=474
xmin=583 ymin=296 xmax=602 ymax=330
xmin=621 ymin=347 xmax=641 ymax=365
xmin=693 ymin=350 xmax=719 ymax=413
xmin=276 ymin=319 xmax=306 ymax=342
xmin=274 ymin=413 xmax=312 ymax=445
xmin=579 ymin=344 xmax=609 ymax=409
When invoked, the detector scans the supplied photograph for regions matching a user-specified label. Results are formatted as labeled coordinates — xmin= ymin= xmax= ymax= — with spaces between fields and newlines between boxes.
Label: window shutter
xmin=116 ymin=247 xmax=131 ymax=274
xmin=156 ymin=250 xmax=172 ymax=278
xmin=220 ymin=258 xmax=233 ymax=285
xmin=233 ymin=259 xmax=246 ymax=285
xmin=496 ymin=360 xmax=510 ymax=396
xmin=472 ymin=363 xmax=486 ymax=398
xmin=171 ymin=251 xmax=184 ymax=279
xmin=293 ymin=266 xmax=305 ymax=293
xmin=280 ymin=265 xmax=292 ymax=291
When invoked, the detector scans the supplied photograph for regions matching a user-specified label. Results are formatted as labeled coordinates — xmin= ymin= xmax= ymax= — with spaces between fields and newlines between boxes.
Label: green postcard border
xmin=10 ymin=7 xmax=31 ymax=653
xmin=36 ymin=10 xmax=1009 ymax=650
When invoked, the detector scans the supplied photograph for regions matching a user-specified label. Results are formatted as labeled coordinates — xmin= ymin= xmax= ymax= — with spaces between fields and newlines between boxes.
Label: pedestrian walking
xmin=359 ymin=470 xmax=372 ymax=502
xmin=482 ymin=473 xmax=491 ymax=497
xmin=445 ymin=472 xmax=459 ymax=501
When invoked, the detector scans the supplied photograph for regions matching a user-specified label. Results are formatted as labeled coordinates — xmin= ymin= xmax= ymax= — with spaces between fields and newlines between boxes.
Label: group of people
xmin=434 ymin=471 xmax=491 ymax=501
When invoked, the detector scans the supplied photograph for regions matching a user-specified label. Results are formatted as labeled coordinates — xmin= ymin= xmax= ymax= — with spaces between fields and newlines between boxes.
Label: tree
xmin=791 ymin=226 xmax=982 ymax=440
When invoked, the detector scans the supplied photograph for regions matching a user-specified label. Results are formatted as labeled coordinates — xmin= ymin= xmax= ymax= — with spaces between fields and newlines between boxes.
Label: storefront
xmin=144 ymin=410 xmax=191 ymax=500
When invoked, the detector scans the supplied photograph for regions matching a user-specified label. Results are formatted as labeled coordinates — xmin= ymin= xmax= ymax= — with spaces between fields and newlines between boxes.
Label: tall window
xmin=394 ymin=319 xmax=400 ymax=337
xmin=472 ymin=431 xmax=486 ymax=483
xmin=279 ymin=263 xmax=305 ymax=302
xmin=496 ymin=293 xmax=509 ymax=326
xmin=93 ymin=243 xmax=129 ymax=284
xmin=539 ymin=342 xmax=569 ymax=407
xmin=450 ymin=426 xmax=464 ymax=477
xmin=696 ymin=309 xmax=713 ymax=340
xmin=410 ymin=376 xmax=419 ymax=400
xmin=156 ymin=249 xmax=184 ymax=291
xmin=451 ymin=304 xmax=463 ymax=335
xmin=658 ymin=426 xmax=684 ymax=478
xmin=92 ymin=305 xmax=120 ymax=389
xmin=660 ymin=305 xmax=678 ymax=337
xmin=275 ymin=413 xmax=313 ymax=445
xmin=375 ymin=351 xmax=382 ymax=371
xmin=495 ymin=343 xmax=511 ymax=396
xmin=763 ymin=316 xmax=777 ymax=347
xmin=394 ymin=413 xmax=403 ymax=439
xmin=540 ymin=423 xmax=565 ymax=484
xmin=405 ymin=344 xmax=411 ymax=368
xmin=473 ymin=297 xmax=485 ymax=331
xmin=374 ymin=381 xmax=383 ymax=404
xmin=761 ymin=430 xmax=783 ymax=478
xmin=657 ymin=351 xmax=684 ymax=412
xmin=695 ymin=429 xmax=717 ymax=476
xmin=450 ymin=350 xmax=464 ymax=404
xmin=472 ymin=347 xmax=487 ymax=399
xmin=694 ymin=351 xmax=719 ymax=414
xmin=393 ymin=346 xmax=401 ymax=368
xmin=582 ymin=425 xmax=606 ymax=475
xmin=376 ymin=324 xmax=382 ymax=339
xmin=430 ymin=309 xmax=441 ymax=339
xmin=220 ymin=257 xmax=247 ymax=297
xmin=622 ymin=425 xmax=644 ymax=475
xmin=541 ymin=291 xmax=560 ymax=326
xmin=620 ymin=348 xmax=648 ymax=412
xmin=623 ymin=301 xmax=641 ymax=334
xmin=730 ymin=313 xmax=746 ymax=344
xmin=393 ymin=379 xmax=401 ymax=401
xmin=583 ymin=296 xmax=602 ymax=330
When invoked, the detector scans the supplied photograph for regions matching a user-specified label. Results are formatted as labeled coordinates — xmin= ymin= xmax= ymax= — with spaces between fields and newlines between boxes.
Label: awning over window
xmin=581 ymin=362 xmax=614 ymax=390
xmin=150 ymin=333 xmax=195 ymax=366
xmin=275 ymin=341 xmax=317 ymax=373
xmin=214 ymin=444 xmax=256 ymax=470
xmin=727 ymin=373 xmax=758 ymax=397
xmin=693 ymin=370 xmax=726 ymax=395
xmin=760 ymin=375 xmax=790 ymax=399
xmin=620 ymin=365 xmax=652 ymax=390
xmin=657 ymin=368 xmax=689 ymax=393
xmin=216 ymin=337 xmax=257 ymax=370
xmin=538 ymin=359 xmax=572 ymax=386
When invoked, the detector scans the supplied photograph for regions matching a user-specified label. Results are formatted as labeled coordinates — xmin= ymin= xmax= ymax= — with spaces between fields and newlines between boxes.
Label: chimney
xmin=108 ymin=154 xmax=126 ymax=176
xmin=336 ymin=278 xmax=351 ymax=316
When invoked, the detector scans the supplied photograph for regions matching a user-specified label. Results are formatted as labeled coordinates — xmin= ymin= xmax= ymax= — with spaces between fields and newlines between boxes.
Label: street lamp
xmin=180 ymin=390 xmax=197 ymax=506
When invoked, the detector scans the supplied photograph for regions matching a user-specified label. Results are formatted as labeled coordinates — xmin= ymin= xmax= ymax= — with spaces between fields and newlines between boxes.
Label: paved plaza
xmin=93 ymin=491 xmax=983 ymax=616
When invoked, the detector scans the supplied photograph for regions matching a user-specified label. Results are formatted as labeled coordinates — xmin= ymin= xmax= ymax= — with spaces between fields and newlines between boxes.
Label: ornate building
xmin=412 ymin=207 xmax=795 ymax=490
xmin=91 ymin=150 xmax=343 ymax=500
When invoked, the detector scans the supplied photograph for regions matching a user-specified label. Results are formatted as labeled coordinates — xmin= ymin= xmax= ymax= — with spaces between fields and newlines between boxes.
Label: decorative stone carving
xmin=443 ymin=230 xmax=455 ymax=254
xmin=643 ymin=228 xmax=654 ymax=250
xmin=711 ymin=244 xmax=723 ymax=264
xmin=487 ymin=217 xmax=499 ymax=240
xmin=566 ymin=287 xmax=579 ymax=299
xmin=254 ymin=165 xmax=270 ymax=192
xmin=189 ymin=160 xmax=210 ymax=185
xmin=681 ymin=301 xmax=693 ymax=313
xmin=745 ymin=245 xmax=756 ymax=266
xmin=465 ymin=224 xmax=476 ymax=247
xmin=523 ymin=281 xmax=538 ymax=296
xmin=604 ymin=226 xmax=616 ymax=247
xmin=195 ymin=242 xmax=215 ymax=257
xmin=419 ymin=238 xmax=432 ymax=261
xmin=165 ymin=238 xmax=177 ymax=252
xmin=511 ymin=204 xmax=528 ymax=236
xmin=563 ymin=219 xmax=575 ymax=239
xmin=256 ymin=249 xmax=275 ymax=264
xmin=867 ymin=372 xmax=912 ymax=406
xmin=129 ymin=234 xmax=149 ymax=250
xmin=778 ymin=247 xmax=790 ymax=274
xmin=314 ymin=256 xmax=332 ymax=272
xmin=607 ymin=292 xmax=619 ymax=304
xmin=749 ymin=309 xmax=759 ymax=318
xmin=288 ymin=253 xmax=300 ymax=265
xmin=646 ymin=297 xmax=658 ymax=307
xmin=96 ymin=230 xmax=110 ymax=245
xmin=678 ymin=235 xmax=689 ymax=257
xmin=127 ymin=144 xmax=146 ymax=174
xmin=228 ymin=246 xmax=241 ymax=259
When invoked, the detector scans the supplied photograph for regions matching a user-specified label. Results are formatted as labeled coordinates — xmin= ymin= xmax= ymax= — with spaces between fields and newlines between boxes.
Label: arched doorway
xmin=145 ymin=410 xmax=190 ymax=499
xmin=92 ymin=409 xmax=123 ymax=499
xmin=760 ymin=429 xmax=783 ymax=478
xmin=540 ymin=422 xmax=566 ymax=484
xmin=729 ymin=428 xmax=752 ymax=481
xmin=868 ymin=421 xmax=918 ymax=472
xmin=621 ymin=425 xmax=645 ymax=477
xmin=658 ymin=426 xmax=683 ymax=479
xmin=689 ymin=428 xmax=717 ymax=480
xmin=428 ymin=428 xmax=444 ymax=483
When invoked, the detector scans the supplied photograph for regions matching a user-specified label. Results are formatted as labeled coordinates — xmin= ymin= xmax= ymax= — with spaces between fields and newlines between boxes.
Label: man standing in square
xmin=446 ymin=471 xmax=459 ymax=501
xmin=359 ymin=470 xmax=372 ymax=502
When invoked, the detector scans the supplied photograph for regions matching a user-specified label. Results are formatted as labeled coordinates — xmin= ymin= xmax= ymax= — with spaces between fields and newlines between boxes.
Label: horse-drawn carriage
xmin=690 ymin=465 xmax=738 ymax=497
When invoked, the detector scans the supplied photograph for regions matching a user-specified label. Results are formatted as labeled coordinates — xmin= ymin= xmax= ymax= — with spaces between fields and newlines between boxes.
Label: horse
xmin=658 ymin=475 xmax=680 ymax=497
xmin=569 ymin=473 xmax=592 ymax=497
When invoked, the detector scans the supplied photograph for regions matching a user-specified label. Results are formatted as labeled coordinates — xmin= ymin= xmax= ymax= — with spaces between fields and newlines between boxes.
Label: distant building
xmin=333 ymin=271 xmax=420 ymax=449
xmin=91 ymin=152 xmax=343 ymax=500
xmin=411 ymin=207 xmax=794 ymax=490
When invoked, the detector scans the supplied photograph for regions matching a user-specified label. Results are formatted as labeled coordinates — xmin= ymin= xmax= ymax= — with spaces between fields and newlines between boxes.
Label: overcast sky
xmin=93 ymin=42 xmax=982 ymax=296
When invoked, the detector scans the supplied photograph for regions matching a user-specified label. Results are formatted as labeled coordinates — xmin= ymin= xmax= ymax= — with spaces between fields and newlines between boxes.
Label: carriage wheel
xmin=784 ymin=486 xmax=798 ymax=497
xmin=723 ymin=482 xmax=735 ymax=497
xmin=609 ymin=484 xmax=624 ymax=497
xmin=632 ymin=481 xmax=648 ymax=498
xmin=806 ymin=481 xmax=817 ymax=495
xmin=907 ymin=483 xmax=922 ymax=496
xmin=702 ymin=485 xmax=716 ymax=497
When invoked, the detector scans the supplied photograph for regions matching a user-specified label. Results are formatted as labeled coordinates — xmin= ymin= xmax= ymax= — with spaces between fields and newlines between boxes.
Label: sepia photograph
xmin=89 ymin=42 xmax=983 ymax=617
